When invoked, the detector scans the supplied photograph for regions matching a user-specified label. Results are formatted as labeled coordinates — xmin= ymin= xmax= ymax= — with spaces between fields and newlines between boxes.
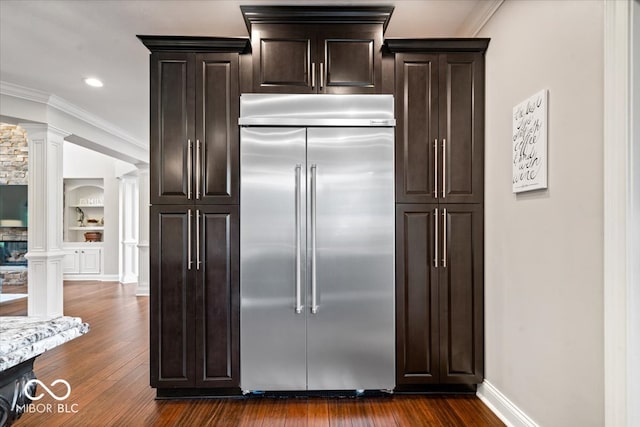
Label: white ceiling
xmin=0 ymin=0 xmax=492 ymax=150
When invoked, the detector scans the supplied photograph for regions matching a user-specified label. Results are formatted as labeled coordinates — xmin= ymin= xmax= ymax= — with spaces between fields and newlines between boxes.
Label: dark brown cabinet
xmin=393 ymin=49 xmax=485 ymax=204
xmin=250 ymin=24 xmax=382 ymax=94
xmin=140 ymin=36 xmax=248 ymax=396
xmin=389 ymin=39 xmax=488 ymax=390
xmin=396 ymin=204 xmax=483 ymax=386
xmin=149 ymin=50 xmax=239 ymax=205
xmin=149 ymin=205 xmax=239 ymax=389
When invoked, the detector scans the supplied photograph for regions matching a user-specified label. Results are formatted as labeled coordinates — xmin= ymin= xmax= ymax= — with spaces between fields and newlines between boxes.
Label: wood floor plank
xmin=8 ymin=281 xmax=504 ymax=426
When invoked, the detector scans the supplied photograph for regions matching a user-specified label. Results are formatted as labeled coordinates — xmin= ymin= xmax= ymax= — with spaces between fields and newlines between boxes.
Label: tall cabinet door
xmin=195 ymin=54 xmax=239 ymax=204
xmin=439 ymin=204 xmax=483 ymax=384
xmin=194 ymin=206 xmax=239 ymax=387
xmin=150 ymin=53 xmax=195 ymax=205
xmin=395 ymin=204 xmax=440 ymax=385
xmin=150 ymin=205 xmax=195 ymax=387
xmin=395 ymin=54 xmax=439 ymax=203
xmin=439 ymin=53 xmax=484 ymax=204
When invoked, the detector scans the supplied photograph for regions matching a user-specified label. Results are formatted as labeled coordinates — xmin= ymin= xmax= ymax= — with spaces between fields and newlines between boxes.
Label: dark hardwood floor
xmin=4 ymin=281 xmax=504 ymax=426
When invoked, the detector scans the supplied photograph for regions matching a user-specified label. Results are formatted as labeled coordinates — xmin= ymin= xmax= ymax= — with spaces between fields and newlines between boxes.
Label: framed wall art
xmin=512 ymin=89 xmax=548 ymax=193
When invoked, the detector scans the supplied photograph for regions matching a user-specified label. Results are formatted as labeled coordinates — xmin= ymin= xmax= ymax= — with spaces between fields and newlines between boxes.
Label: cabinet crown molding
xmin=240 ymin=5 xmax=395 ymax=33
xmin=384 ymin=38 xmax=490 ymax=53
xmin=137 ymin=36 xmax=250 ymax=53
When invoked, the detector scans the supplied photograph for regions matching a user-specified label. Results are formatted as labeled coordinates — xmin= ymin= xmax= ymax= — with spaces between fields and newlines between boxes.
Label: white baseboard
xmin=477 ymin=381 xmax=538 ymax=427
xmin=63 ymin=274 xmax=119 ymax=282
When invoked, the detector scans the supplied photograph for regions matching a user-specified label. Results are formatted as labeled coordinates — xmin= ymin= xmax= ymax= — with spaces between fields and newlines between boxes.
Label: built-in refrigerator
xmin=239 ymin=94 xmax=395 ymax=391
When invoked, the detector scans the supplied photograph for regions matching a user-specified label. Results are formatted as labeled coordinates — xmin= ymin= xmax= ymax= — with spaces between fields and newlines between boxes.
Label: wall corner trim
xmin=477 ymin=381 xmax=539 ymax=427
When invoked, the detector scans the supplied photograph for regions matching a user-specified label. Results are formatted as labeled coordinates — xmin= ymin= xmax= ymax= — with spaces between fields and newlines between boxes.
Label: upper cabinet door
xmin=195 ymin=53 xmax=239 ymax=204
xmin=150 ymin=52 xmax=195 ymax=205
xmin=395 ymin=53 xmax=439 ymax=203
xmin=318 ymin=24 xmax=381 ymax=94
xmin=439 ymin=53 xmax=484 ymax=204
xmin=251 ymin=24 xmax=315 ymax=93
xmin=250 ymin=24 xmax=382 ymax=94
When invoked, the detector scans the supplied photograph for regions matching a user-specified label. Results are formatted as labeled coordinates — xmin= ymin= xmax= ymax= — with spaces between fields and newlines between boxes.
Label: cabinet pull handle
xmin=311 ymin=62 xmax=316 ymax=89
xmin=442 ymin=208 xmax=448 ymax=268
xmin=187 ymin=140 xmax=193 ymax=200
xmin=311 ymin=164 xmax=318 ymax=314
xmin=442 ymin=139 xmax=446 ymax=198
xmin=434 ymin=208 xmax=439 ymax=268
xmin=187 ymin=209 xmax=192 ymax=270
xmin=196 ymin=209 xmax=201 ymax=270
xmin=294 ymin=165 xmax=303 ymax=314
xmin=196 ymin=139 xmax=201 ymax=200
xmin=319 ymin=63 xmax=324 ymax=89
xmin=434 ymin=139 xmax=438 ymax=198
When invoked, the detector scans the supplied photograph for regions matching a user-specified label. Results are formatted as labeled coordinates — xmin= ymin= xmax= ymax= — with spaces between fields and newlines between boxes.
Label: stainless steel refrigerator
xmin=239 ymin=94 xmax=395 ymax=392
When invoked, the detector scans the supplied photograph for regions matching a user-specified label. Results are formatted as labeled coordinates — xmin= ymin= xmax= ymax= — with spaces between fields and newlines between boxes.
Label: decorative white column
xmin=118 ymin=173 xmax=138 ymax=284
xmin=21 ymin=124 xmax=69 ymax=317
xmin=136 ymin=163 xmax=150 ymax=296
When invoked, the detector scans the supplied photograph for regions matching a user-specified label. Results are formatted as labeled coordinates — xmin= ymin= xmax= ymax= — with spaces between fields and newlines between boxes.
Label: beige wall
xmin=478 ymin=1 xmax=604 ymax=425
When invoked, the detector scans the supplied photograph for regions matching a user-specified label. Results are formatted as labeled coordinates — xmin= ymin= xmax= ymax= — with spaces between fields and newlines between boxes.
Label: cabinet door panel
xmin=439 ymin=204 xmax=483 ymax=383
xmin=79 ymin=248 xmax=101 ymax=274
xmin=63 ymin=251 xmax=80 ymax=274
xmin=395 ymin=54 xmax=439 ymax=203
xmin=320 ymin=25 xmax=381 ymax=94
xmin=150 ymin=206 xmax=195 ymax=387
xmin=396 ymin=204 xmax=440 ymax=385
xmin=195 ymin=206 xmax=239 ymax=387
xmin=252 ymin=25 xmax=314 ymax=93
xmin=440 ymin=53 xmax=484 ymax=203
xmin=196 ymin=54 xmax=239 ymax=204
xmin=150 ymin=53 xmax=194 ymax=204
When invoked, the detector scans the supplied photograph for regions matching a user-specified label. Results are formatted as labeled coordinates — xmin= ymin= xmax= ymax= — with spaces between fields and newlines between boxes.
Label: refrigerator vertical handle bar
xmin=187 ymin=140 xmax=193 ymax=200
xmin=442 ymin=139 xmax=446 ymax=198
xmin=320 ymin=63 xmax=324 ymax=89
xmin=311 ymin=164 xmax=318 ymax=314
xmin=295 ymin=165 xmax=303 ymax=314
xmin=196 ymin=209 xmax=201 ymax=270
xmin=442 ymin=208 xmax=448 ymax=267
xmin=434 ymin=208 xmax=439 ymax=268
xmin=195 ymin=139 xmax=201 ymax=200
xmin=434 ymin=139 xmax=438 ymax=198
xmin=311 ymin=63 xmax=316 ymax=89
xmin=187 ymin=209 xmax=193 ymax=270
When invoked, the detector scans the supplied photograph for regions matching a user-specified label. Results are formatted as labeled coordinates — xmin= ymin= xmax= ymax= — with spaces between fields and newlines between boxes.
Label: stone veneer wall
xmin=0 ymin=124 xmax=28 ymax=287
xmin=0 ymin=124 xmax=28 ymax=185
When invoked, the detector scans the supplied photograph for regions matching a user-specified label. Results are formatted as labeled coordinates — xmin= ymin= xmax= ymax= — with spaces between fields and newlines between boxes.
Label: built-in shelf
xmin=64 ymin=178 xmax=105 ymax=243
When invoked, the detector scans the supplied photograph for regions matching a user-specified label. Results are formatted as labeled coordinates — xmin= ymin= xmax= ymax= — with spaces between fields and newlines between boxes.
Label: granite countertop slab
xmin=0 ymin=316 xmax=90 ymax=371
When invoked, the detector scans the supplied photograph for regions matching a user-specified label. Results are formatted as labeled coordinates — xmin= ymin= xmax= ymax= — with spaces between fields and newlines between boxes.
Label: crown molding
xmin=1 ymin=80 xmax=146 ymax=149
xmin=456 ymin=0 xmax=504 ymax=37
xmin=240 ymin=5 xmax=395 ymax=33
xmin=137 ymin=36 xmax=250 ymax=53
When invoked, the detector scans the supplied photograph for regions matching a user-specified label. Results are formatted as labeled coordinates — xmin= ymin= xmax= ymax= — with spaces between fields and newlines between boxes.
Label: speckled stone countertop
xmin=0 ymin=316 xmax=90 ymax=371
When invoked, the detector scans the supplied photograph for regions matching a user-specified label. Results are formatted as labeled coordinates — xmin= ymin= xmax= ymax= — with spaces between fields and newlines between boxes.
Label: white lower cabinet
xmin=63 ymin=247 xmax=102 ymax=275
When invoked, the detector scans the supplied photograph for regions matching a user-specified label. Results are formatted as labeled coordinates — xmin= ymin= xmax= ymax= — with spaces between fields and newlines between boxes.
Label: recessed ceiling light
xmin=84 ymin=77 xmax=103 ymax=88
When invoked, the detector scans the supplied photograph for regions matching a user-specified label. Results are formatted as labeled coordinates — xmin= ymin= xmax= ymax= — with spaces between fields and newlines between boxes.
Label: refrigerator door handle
xmin=187 ymin=140 xmax=193 ymax=200
xmin=442 ymin=138 xmax=446 ymax=199
xmin=434 ymin=139 xmax=438 ymax=198
xmin=311 ymin=164 xmax=318 ymax=314
xmin=295 ymin=164 xmax=303 ymax=314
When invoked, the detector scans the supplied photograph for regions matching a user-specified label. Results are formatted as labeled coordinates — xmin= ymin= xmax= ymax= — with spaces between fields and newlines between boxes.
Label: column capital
xmin=18 ymin=123 xmax=71 ymax=140
xmin=135 ymin=162 xmax=150 ymax=172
